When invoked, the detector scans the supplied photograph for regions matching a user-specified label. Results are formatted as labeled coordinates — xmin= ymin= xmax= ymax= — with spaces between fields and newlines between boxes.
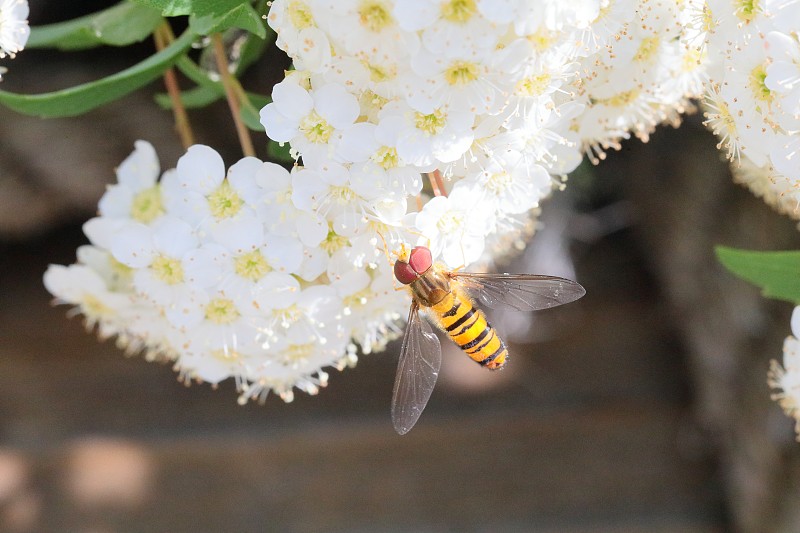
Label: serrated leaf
xmin=190 ymin=3 xmax=265 ymax=38
xmin=27 ymin=2 xmax=163 ymax=50
xmin=0 ymin=30 xmax=196 ymax=118
xmin=716 ymin=246 xmax=800 ymax=303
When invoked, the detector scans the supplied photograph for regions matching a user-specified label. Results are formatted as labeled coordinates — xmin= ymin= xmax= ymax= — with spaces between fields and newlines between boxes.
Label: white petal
xmin=176 ymin=145 xmax=226 ymax=195
xmin=314 ymin=83 xmax=359 ymax=129
xmin=110 ymin=223 xmax=155 ymax=268
xmin=116 ymin=140 xmax=160 ymax=191
xmin=271 ymin=79 xmax=314 ymax=119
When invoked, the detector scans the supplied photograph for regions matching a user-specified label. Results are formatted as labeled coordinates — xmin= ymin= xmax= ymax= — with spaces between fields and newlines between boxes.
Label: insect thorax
xmin=409 ymin=264 xmax=451 ymax=307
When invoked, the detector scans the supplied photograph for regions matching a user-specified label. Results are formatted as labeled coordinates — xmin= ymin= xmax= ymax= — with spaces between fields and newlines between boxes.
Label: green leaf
xmin=190 ymin=3 xmax=266 ymax=38
xmin=267 ymin=140 xmax=294 ymax=164
xmin=154 ymin=84 xmax=221 ymax=108
xmin=716 ymin=246 xmax=800 ymax=303
xmin=130 ymin=0 xmax=192 ymax=16
xmin=241 ymin=93 xmax=270 ymax=131
xmin=0 ymin=30 xmax=196 ymax=118
xmin=27 ymin=2 xmax=163 ymax=50
xmin=133 ymin=0 xmax=267 ymax=37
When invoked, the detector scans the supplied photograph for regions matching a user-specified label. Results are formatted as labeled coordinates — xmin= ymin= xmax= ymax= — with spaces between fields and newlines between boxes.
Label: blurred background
xmin=2 ymin=2 xmax=800 ymax=532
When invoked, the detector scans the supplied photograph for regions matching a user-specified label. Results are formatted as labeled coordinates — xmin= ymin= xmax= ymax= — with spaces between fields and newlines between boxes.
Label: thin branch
xmin=211 ymin=33 xmax=256 ymax=158
xmin=154 ymin=23 xmax=195 ymax=149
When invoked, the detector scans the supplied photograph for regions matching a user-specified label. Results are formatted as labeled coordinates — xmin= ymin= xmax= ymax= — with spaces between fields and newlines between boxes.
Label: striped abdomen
xmin=430 ymin=288 xmax=508 ymax=370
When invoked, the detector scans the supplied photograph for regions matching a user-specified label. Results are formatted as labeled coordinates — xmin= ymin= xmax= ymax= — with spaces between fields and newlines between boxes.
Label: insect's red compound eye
xmin=409 ymin=246 xmax=432 ymax=274
xmin=393 ymin=260 xmax=418 ymax=285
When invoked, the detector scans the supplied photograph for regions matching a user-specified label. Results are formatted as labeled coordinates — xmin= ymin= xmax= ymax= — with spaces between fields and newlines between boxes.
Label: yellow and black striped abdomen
xmin=430 ymin=288 xmax=508 ymax=369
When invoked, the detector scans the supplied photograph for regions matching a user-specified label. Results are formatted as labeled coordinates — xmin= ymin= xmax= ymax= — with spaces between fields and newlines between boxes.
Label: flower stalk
xmin=154 ymin=23 xmax=195 ymax=149
xmin=211 ymin=33 xmax=256 ymax=158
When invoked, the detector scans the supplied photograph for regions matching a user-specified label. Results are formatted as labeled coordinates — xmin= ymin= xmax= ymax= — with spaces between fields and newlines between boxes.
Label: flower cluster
xmin=0 ymin=0 xmax=29 ymax=59
xmin=700 ymin=0 xmax=800 ymax=216
xmin=770 ymin=307 xmax=800 ymax=439
xmin=265 ymin=0 xmax=713 ymax=262
xmin=45 ymin=142 xmax=409 ymax=402
xmin=46 ymin=0 xmax=724 ymax=404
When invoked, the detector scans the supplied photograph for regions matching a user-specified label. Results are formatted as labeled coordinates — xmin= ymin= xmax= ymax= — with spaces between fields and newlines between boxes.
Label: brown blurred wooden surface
xmin=0 ymin=192 xmax=727 ymax=532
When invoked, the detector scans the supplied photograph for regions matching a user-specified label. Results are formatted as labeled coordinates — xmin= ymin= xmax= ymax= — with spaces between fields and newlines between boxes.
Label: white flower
xmin=0 ymin=0 xmax=28 ymax=58
xmin=43 ymin=263 xmax=131 ymax=340
xmin=98 ymin=140 xmax=164 ymax=224
xmin=260 ymin=79 xmax=360 ymax=167
xmin=769 ymin=307 xmax=800 ymax=439
xmin=415 ymin=181 xmax=492 ymax=267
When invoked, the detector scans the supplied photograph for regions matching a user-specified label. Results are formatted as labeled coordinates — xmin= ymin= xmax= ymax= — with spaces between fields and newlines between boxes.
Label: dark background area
xmin=1 ymin=3 xmax=800 ymax=532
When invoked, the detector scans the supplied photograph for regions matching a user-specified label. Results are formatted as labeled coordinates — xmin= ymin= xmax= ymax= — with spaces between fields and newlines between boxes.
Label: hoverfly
xmin=391 ymin=245 xmax=586 ymax=434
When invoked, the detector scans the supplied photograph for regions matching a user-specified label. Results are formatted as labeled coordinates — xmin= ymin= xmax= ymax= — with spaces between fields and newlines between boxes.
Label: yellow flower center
xmin=207 ymin=180 xmax=244 ymax=220
xmin=287 ymin=0 xmax=315 ymax=29
xmin=151 ymin=255 xmax=184 ymax=285
xmin=299 ymin=110 xmax=333 ymax=144
xmin=83 ymin=294 xmax=114 ymax=319
xmin=205 ymin=298 xmax=240 ymax=325
xmin=601 ymin=89 xmax=640 ymax=107
xmin=441 ymin=0 xmax=476 ymax=23
xmin=366 ymin=61 xmax=396 ymax=83
xmin=372 ymin=146 xmax=399 ymax=169
xmin=358 ymin=0 xmax=393 ymax=32
xmin=414 ymin=109 xmax=447 ymax=135
xmin=130 ymin=186 xmax=164 ymax=224
xmin=211 ymin=348 xmax=240 ymax=363
xmin=436 ymin=211 xmax=464 ymax=233
xmin=528 ymin=30 xmax=556 ymax=52
xmin=734 ymin=0 xmax=760 ymax=23
xmin=749 ymin=64 xmax=772 ymax=104
xmin=634 ymin=36 xmax=659 ymax=63
xmin=444 ymin=60 xmax=479 ymax=86
xmin=516 ymin=74 xmax=552 ymax=97
xmin=486 ymin=171 xmax=512 ymax=194
xmin=320 ymin=230 xmax=350 ymax=254
xmin=234 ymin=250 xmax=272 ymax=281
xmin=282 ymin=342 xmax=316 ymax=366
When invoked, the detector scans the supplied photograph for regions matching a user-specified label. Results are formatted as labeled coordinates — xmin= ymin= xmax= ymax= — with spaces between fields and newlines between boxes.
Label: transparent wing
xmin=451 ymin=272 xmax=586 ymax=312
xmin=391 ymin=301 xmax=442 ymax=435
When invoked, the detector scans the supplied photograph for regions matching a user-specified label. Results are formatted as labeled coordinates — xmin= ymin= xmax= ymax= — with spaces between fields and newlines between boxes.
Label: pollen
xmin=130 ymin=186 xmax=164 ymax=224
xmin=82 ymin=294 xmax=115 ymax=320
xmin=485 ymin=170 xmax=512 ymax=195
xmin=208 ymin=180 xmax=244 ymax=220
xmin=373 ymin=146 xmax=399 ymax=169
xmin=211 ymin=348 xmax=240 ymax=362
xmin=516 ymin=74 xmax=552 ymax=97
xmin=366 ymin=61 xmax=396 ymax=83
xmin=287 ymin=0 xmax=315 ymax=29
xmin=749 ymin=64 xmax=773 ymax=104
xmin=445 ymin=60 xmax=480 ymax=86
xmin=441 ymin=0 xmax=477 ymax=23
xmin=528 ymin=30 xmax=555 ymax=52
xmin=603 ymin=89 xmax=641 ymax=107
xmin=734 ymin=0 xmax=761 ymax=23
xmin=320 ymin=229 xmax=350 ymax=254
xmin=234 ymin=250 xmax=272 ymax=281
xmin=299 ymin=110 xmax=334 ymax=144
xmin=436 ymin=211 xmax=465 ymax=234
xmin=282 ymin=342 xmax=316 ymax=366
xmin=151 ymin=255 xmax=184 ymax=285
xmin=358 ymin=0 xmax=393 ymax=32
xmin=414 ymin=109 xmax=447 ymax=136
xmin=205 ymin=298 xmax=240 ymax=325
xmin=634 ymin=37 xmax=660 ymax=63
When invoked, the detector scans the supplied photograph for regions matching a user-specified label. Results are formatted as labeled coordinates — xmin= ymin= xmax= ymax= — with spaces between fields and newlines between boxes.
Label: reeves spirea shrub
xmin=46 ymin=0 xmax=714 ymax=404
